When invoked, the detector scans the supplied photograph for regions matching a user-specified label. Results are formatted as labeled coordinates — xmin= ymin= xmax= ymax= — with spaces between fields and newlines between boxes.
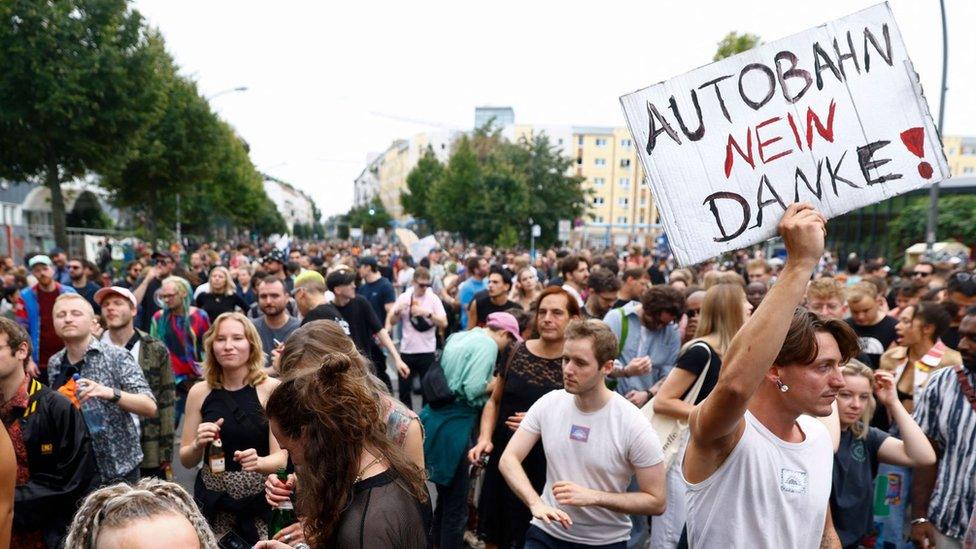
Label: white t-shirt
xmin=683 ymin=411 xmax=833 ymax=549
xmin=521 ymin=389 xmax=663 ymax=544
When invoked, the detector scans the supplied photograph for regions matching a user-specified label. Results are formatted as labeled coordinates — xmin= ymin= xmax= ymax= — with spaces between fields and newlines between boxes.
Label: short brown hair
xmin=775 ymin=308 xmax=860 ymax=367
xmin=0 ymin=317 xmax=30 ymax=367
xmin=559 ymin=255 xmax=587 ymax=278
xmin=807 ymin=277 xmax=846 ymax=302
xmin=746 ymin=258 xmax=771 ymax=274
xmin=564 ymin=319 xmax=618 ymax=365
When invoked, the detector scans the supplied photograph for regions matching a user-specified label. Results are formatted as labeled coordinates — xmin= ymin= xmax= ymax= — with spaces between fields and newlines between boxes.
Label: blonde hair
xmin=847 ymin=281 xmax=880 ymax=303
xmin=65 ymin=478 xmax=218 ymax=548
xmin=840 ymin=359 xmax=876 ymax=440
xmin=208 ymin=266 xmax=236 ymax=296
xmin=807 ymin=277 xmax=847 ymax=302
xmin=54 ymin=293 xmax=94 ymax=317
xmin=702 ymin=270 xmax=746 ymax=290
xmin=690 ymin=284 xmax=748 ymax=356
xmin=202 ymin=312 xmax=268 ymax=389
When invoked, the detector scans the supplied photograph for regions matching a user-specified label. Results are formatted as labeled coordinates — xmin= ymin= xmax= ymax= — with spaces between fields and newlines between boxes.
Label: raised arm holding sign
xmin=682 ymin=204 xmax=861 ymax=549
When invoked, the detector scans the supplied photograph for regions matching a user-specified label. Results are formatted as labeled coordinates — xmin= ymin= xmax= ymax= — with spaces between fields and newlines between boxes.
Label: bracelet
xmin=910 ymin=517 xmax=929 ymax=525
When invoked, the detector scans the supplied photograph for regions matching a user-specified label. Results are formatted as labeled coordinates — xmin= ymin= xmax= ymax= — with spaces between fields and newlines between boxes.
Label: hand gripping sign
xmin=620 ymin=3 xmax=948 ymax=266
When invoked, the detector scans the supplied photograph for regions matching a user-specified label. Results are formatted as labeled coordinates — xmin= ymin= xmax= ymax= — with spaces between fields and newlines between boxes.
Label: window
xmin=639 ymin=215 xmax=645 ymax=224
xmin=617 ymin=216 xmax=628 ymax=224
xmin=576 ymin=157 xmax=582 ymax=165
xmin=618 ymin=197 xmax=629 ymax=207
xmin=558 ymin=138 xmax=564 ymax=145
xmin=640 ymin=196 xmax=647 ymax=206
xmin=595 ymin=158 xmax=607 ymax=167
xmin=578 ymin=136 xmax=584 ymax=146
xmin=595 ymin=138 xmax=607 ymax=146
xmin=621 ymin=139 xmax=632 ymax=147
xmin=593 ymin=177 xmax=605 ymax=187
xmin=964 ymin=167 xmax=975 ymax=174
xmin=596 ymin=216 xmax=604 ymax=223
xmin=620 ymin=158 xmax=632 ymax=168
xmin=619 ymin=177 xmax=630 ymax=188
xmin=592 ymin=197 xmax=605 ymax=205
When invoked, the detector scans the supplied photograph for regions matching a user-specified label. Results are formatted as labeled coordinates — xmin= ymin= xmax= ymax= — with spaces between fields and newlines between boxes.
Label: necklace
xmin=354 ymin=453 xmax=383 ymax=483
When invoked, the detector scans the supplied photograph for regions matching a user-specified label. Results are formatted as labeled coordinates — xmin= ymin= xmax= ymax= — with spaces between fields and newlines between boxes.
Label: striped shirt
xmin=913 ymin=366 xmax=976 ymax=538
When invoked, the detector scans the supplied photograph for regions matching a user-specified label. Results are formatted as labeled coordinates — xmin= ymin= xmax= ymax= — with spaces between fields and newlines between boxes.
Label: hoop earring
xmin=775 ymin=379 xmax=789 ymax=393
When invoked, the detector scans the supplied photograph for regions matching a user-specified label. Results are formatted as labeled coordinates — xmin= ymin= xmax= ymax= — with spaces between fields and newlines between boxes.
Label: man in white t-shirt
xmin=682 ymin=204 xmax=859 ymax=549
xmin=499 ymin=319 xmax=665 ymax=548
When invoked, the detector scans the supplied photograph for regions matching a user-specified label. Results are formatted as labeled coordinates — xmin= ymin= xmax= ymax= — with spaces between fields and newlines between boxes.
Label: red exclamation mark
xmin=900 ymin=127 xmax=933 ymax=179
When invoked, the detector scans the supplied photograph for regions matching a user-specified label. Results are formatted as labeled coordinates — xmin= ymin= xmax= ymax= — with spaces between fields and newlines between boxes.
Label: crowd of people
xmin=0 ymin=204 xmax=973 ymax=548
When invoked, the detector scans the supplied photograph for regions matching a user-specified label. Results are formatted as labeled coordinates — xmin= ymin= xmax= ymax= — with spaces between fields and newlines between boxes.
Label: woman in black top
xmin=196 ymin=266 xmax=247 ymax=321
xmin=468 ymin=287 xmax=581 ymax=549
xmin=651 ymin=282 xmax=751 ymax=548
xmin=258 ymin=353 xmax=430 ymax=549
xmin=179 ymin=312 xmax=286 ymax=544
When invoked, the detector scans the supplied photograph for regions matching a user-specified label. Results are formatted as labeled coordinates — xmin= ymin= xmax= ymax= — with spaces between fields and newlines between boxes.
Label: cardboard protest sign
xmin=620 ymin=2 xmax=948 ymax=266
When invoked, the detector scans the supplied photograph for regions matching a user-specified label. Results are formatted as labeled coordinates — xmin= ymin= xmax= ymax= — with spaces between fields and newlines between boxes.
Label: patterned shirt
xmin=913 ymin=366 xmax=976 ymax=538
xmin=150 ymin=308 xmax=210 ymax=378
xmin=48 ymin=337 xmax=155 ymax=479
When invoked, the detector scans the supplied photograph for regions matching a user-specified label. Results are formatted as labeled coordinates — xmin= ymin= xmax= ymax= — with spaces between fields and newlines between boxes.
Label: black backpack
xmin=420 ymin=352 xmax=455 ymax=408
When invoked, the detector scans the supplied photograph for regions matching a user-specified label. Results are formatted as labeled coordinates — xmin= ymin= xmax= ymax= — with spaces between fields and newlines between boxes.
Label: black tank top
xmin=201 ymin=385 xmax=269 ymax=472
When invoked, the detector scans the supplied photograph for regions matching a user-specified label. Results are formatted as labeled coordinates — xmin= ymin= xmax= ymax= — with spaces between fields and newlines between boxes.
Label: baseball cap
xmin=326 ymin=270 xmax=357 ymax=291
xmin=486 ymin=312 xmax=523 ymax=342
xmin=28 ymin=255 xmax=53 ymax=268
xmin=151 ymin=251 xmax=174 ymax=261
xmin=94 ymin=286 xmax=138 ymax=309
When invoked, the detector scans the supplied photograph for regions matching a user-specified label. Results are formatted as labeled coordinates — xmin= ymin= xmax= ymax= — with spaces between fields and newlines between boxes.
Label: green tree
xmin=888 ymin=195 xmax=976 ymax=254
xmin=401 ymin=146 xmax=443 ymax=224
xmin=345 ymin=197 xmax=391 ymax=235
xmin=0 ymin=0 xmax=168 ymax=248
xmin=428 ymin=136 xmax=482 ymax=236
xmin=426 ymin=129 xmax=588 ymax=247
xmin=714 ymin=31 xmax=762 ymax=61
xmin=101 ymin=70 xmax=223 ymax=239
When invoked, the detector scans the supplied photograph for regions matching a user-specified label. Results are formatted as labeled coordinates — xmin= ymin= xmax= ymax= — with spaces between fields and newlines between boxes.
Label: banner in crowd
xmin=620 ymin=2 xmax=948 ymax=266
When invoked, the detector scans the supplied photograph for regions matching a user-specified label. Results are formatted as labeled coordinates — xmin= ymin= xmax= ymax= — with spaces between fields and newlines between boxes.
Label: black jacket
xmin=11 ymin=378 xmax=98 ymax=547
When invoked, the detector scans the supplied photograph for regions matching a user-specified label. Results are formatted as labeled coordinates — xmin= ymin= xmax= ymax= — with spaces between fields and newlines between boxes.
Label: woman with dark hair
xmin=469 ymin=286 xmax=581 ymax=549
xmin=881 ymin=301 xmax=961 ymax=412
xmin=872 ymin=301 xmax=961 ymax=546
xmin=256 ymin=354 xmax=431 ymax=549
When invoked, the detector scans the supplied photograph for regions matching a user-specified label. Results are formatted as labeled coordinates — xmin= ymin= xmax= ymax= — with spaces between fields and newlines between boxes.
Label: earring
xmin=775 ymin=379 xmax=789 ymax=393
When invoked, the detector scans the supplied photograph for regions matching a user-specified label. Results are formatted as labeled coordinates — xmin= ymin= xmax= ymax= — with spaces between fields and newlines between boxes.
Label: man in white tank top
xmin=682 ymin=204 xmax=860 ymax=549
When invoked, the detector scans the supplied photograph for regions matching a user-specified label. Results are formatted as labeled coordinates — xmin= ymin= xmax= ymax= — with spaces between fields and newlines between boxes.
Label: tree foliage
xmin=345 ymin=197 xmax=392 ymax=235
xmin=888 ymin=195 xmax=976 ymax=254
xmin=0 ymin=0 xmax=168 ymax=247
xmin=400 ymin=146 xmax=443 ymax=223
xmin=714 ymin=31 xmax=762 ymax=61
xmin=419 ymin=126 xmax=588 ymax=247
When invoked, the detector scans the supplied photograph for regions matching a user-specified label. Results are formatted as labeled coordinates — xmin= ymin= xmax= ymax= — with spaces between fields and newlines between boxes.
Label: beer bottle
xmin=208 ymin=432 xmax=225 ymax=474
xmin=269 ymin=468 xmax=297 ymax=537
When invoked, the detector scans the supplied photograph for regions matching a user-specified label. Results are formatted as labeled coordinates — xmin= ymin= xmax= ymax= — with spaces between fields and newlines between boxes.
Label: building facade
xmin=262 ymin=177 xmax=318 ymax=232
xmin=944 ymin=135 xmax=976 ymax=177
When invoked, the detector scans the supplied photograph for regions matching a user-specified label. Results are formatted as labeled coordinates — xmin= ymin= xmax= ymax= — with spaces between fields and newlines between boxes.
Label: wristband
xmin=910 ymin=517 xmax=929 ymax=525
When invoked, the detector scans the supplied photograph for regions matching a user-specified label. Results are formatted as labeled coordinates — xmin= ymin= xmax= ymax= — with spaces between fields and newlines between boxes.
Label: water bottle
xmin=73 ymin=374 xmax=106 ymax=435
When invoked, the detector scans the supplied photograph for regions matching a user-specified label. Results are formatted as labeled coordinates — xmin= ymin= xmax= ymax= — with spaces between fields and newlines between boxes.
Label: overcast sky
xmin=133 ymin=0 xmax=976 ymax=220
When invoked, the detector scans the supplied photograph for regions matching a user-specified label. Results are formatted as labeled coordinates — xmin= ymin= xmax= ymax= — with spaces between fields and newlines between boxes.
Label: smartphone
xmin=217 ymin=531 xmax=250 ymax=549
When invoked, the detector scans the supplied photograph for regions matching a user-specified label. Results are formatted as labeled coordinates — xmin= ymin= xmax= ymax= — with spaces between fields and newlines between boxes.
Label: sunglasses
xmin=686 ymin=309 xmax=699 ymax=319
xmin=911 ymin=271 xmax=932 ymax=277
xmin=68 ymin=265 xmax=83 ymax=271
xmin=416 ymin=282 xmax=431 ymax=288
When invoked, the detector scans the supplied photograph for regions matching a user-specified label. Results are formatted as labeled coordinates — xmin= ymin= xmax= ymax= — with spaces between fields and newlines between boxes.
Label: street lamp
xmin=206 ymin=86 xmax=248 ymax=101
xmin=925 ymin=0 xmax=948 ymax=257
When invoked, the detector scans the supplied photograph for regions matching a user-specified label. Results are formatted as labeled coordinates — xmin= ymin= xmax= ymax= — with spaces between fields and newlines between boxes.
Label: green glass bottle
xmin=268 ymin=468 xmax=297 ymax=537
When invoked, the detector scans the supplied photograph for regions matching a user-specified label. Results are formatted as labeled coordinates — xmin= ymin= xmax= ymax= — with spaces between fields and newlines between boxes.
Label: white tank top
xmin=683 ymin=411 xmax=833 ymax=549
